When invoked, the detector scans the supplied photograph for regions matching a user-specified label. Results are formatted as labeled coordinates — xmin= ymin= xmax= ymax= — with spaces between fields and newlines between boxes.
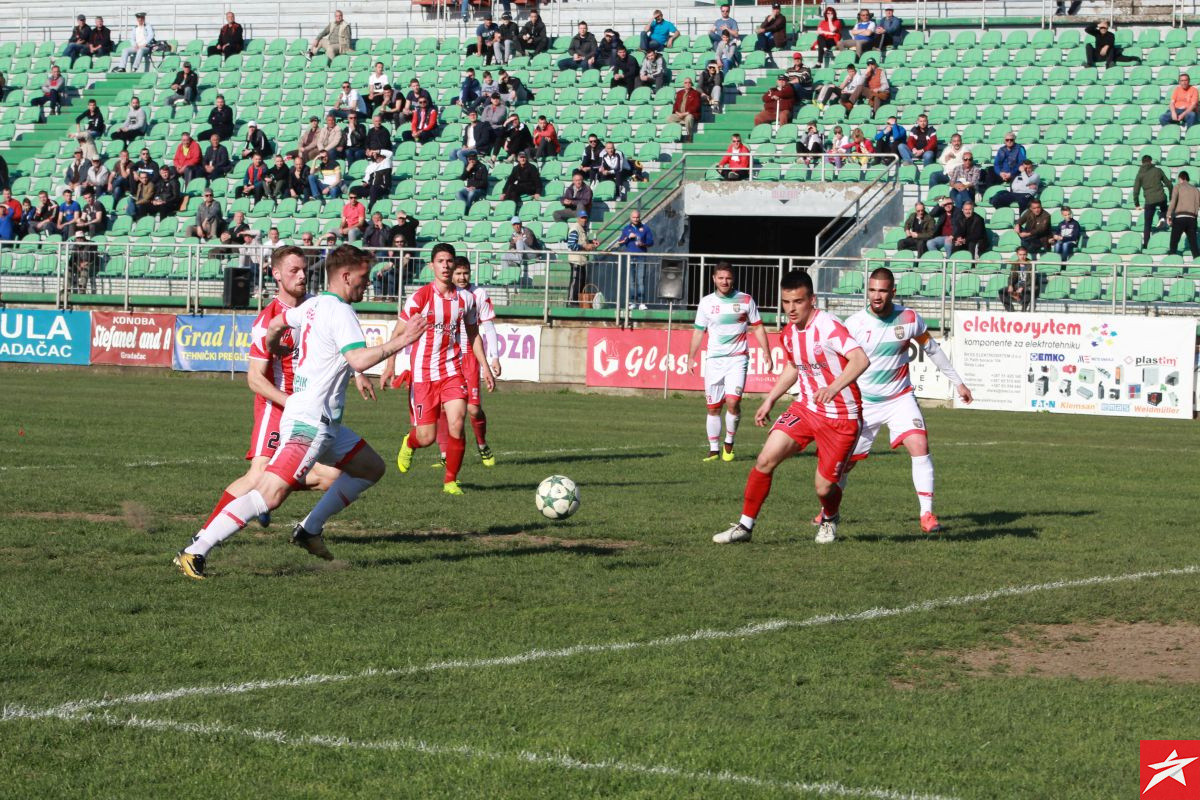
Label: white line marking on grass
xmin=13 ymin=708 xmax=960 ymax=800
xmin=8 ymin=565 xmax=1195 ymax=723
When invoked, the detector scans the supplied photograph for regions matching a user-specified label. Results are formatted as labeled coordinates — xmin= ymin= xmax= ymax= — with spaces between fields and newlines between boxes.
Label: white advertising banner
xmin=909 ymin=337 xmax=954 ymax=401
xmin=359 ymin=319 xmax=409 ymax=378
xmin=951 ymin=312 xmax=1196 ymax=419
xmin=358 ymin=320 xmax=541 ymax=382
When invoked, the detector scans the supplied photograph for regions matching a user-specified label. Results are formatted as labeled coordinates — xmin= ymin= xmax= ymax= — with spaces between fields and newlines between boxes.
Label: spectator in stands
xmin=172 ymin=132 xmax=202 ymax=184
xmin=288 ymin=154 xmax=311 ymax=200
xmin=638 ymin=49 xmax=667 ymax=92
xmin=71 ymin=99 xmax=105 ymax=161
xmin=999 ymin=247 xmax=1036 ymax=311
xmin=667 ymin=77 xmax=703 ymax=138
xmin=343 ymin=112 xmax=366 ymax=163
xmin=108 ymin=150 xmax=134 ymax=205
xmin=566 ymin=210 xmax=600 ymax=303
xmin=1167 ymin=170 xmax=1200 ymax=258
xmin=372 ymin=231 xmax=407 ymax=299
xmin=991 ymin=159 xmax=1041 ymax=211
xmin=203 ymin=133 xmax=232 ymax=183
xmin=715 ymin=30 xmax=740 ymax=74
xmin=133 ymin=148 xmax=159 ymax=182
xmin=63 ymin=150 xmax=90 ymax=196
xmin=188 ymin=188 xmax=223 ymax=240
xmin=554 ymin=170 xmax=593 ymax=221
xmin=879 ymin=8 xmax=905 ymax=47
xmin=520 ymin=11 xmax=549 ymax=55
xmin=479 ymin=71 xmax=500 ymax=103
xmin=562 ymin=22 xmax=598 ymax=71
xmin=241 ymin=152 xmax=267 ymax=204
xmin=308 ymin=10 xmax=352 ymax=61
xmin=199 ymin=94 xmax=234 ymax=141
xmin=0 ymin=155 xmax=7 ymax=192
xmin=795 ymin=122 xmax=824 ymax=165
xmin=457 ymin=152 xmax=489 ymax=213
xmin=929 ymin=200 xmax=987 ymax=257
xmin=580 ymin=134 xmax=604 ymax=183
xmin=403 ymin=79 xmax=432 ymax=123
xmin=840 ymin=9 xmax=878 ymax=62
xmin=241 ymin=121 xmax=272 ymax=160
xmin=929 ymin=132 xmax=968 ymax=187
xmin=480 ymin=94 xmax=508 ymax=150
xmin=405 ymin=97 xmax=439 ymax=144
xmin=208 ymin=12 xmax=244 ymax=59
xmin=31 ymin=190 xmax=57 ymax=235
xmin=755 ymin=74 xmax=795 ymax=126
xmin=114 ymin=12 xmax=154 ymax=73
xmin=595 ymin=28 xmax=623 ymax=68
xmin=754 ymin=3 xmax=788 ymax=54
xmin=450 ymin=109 xmax=492 ymax=163
xmin=710 ymin=4 xmax=740 ymax=47
xmin=361 ymin=212 xmax=390 ymax=253
xmin=502 ymin=217 xmax=540 ymax=271
xmin=699 ymin=60 xmax=724 ymax=110
xmin=469 ymin=14 xmax=499 ymax=59
xmin=295 ymin=116 xmax=322 ymax=162
xmin=366 ymin=62 xmax=390 ymax=110
xmin=358 ymin=148 xmax=392 ymax=209
xmin=610 ymin=45 xmax=641 ymax=98
xmin=641 ymin=10 xmax=679 ymax=52
xmin=814 ymin=6 xmax=842 ymax=67
xmin=377 ymin=87 xmax=403 ymax=124
xmin=785 ymin=52 xmax=813 ymax=102
xmin=1160 ymin=73 xmax=1199 ymax=130
xmin=532 ymin=115 xmax=560 ymax=165
xmin=308 ymin=152 xmax=343 ymax=199
xmin=77 ymin=187 xmax=106 ymax=238
xmin=265 ymin=154 xmax=291 ymax=201
xmin=498 ymin=113 xmax=533 ymax=162
xmin=63 ymin=15 xmax=91 ymax=67
xmin=1133 ymin=154 xmax=1172 ymax=248
xmin=86 ymin=16 xmax=113 ymax=62
xmin=332 ymin=191 xmax=366 ymax=243
xmin=847 ymin=126 xmax=875 ymax=166
xmin=85 ymin=157 xmax=109 ymax=197
xmin=981 ymin=131 xmax=1026 ymax=191
xmin=0 ymin=202 xmax=14 ymax=242
xmin=872 ymin=116 xmax=906 ymax=158
xmin=31 ymin=65 xmax=65 ymax=122
xmin=389 ymin=209 xmax=419 ymax=246
xmin=1056 ymin=0 xmax=1082 ymax=15
xmin=150 ymin=165 xmax=181 ymax=219
xmin=455 ymin=68 xmax=482 ymax=110
xmin=168 ymin=62 xmax=199 ymax=109
xmin=365 ymin=115 xmax=392 ymax=159
xmin=947 ymin=151 xmax=980 ymax=207
xmin=316 ymin=114 xmax=345 ymax=161
xmin=896 ymin=201 xmax=936 ymax=253
xmin=618 ymin=209 xmax=656 ymax=309
xmin=69 ymin=230 xmax=97 ymax=292
xmin=901 ymin=113 xmax=937 ymax=165
xmin=217 ymin=211 xmax=250 ymax=251
xmin=842 ymin=58 xmax=889 ymax=116
xmin=814 ymin=64 xmax=855 ymax=109
xmin=331 ymin=81 xmax=368 ymax=120
xmin=1083 ymin=20 xmax=1136 ymax=68
xmin=597 ymin=141 xmax=631 ymax=200
xmin=1014 ymin=199 xmax=1052 ymax=254
xmin=500 ymin=151 xmax=542 ymax=203
xmin=1047 ymin=206 xmax=1083 ymax=261
xmin=494 ymin=13 xmax=520 ymax=64
xmin=717 ymin=133 xmax=751 ymax=180
xmin=54 ymin=189 xmax=81 ymax=240
xmin=497 ymin=69 xmax=527 ymax=105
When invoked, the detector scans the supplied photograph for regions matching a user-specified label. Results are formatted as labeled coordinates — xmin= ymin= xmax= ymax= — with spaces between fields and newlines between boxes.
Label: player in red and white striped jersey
xmin=197 ymin=247 xmax=376 ymax=531
xmin=381 ymin=243 xmax=496 ymax=494
xmin=714 ymin=269 xmax=869 ymax=546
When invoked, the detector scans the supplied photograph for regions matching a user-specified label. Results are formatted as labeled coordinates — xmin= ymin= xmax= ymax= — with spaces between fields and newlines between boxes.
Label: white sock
xmin=724 ymin=412 xmax=740 ymax=445
xmin=706 ymin=414 xmax=722 ymax=450
xmin=739 ymin=514 xmax=755 ymax=530
xmin=186 ymin=490 xmax=267 ymax=557
xmin=912 ymin=454 xmax=934 ymax=514
xmin=301 ymin=474 xmax=374 ymax=535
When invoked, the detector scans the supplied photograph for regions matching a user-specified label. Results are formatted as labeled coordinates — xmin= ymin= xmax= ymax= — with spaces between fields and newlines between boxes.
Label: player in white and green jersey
xmin=687 ymin=262 xmax=773 ymax=462
xmin=833 ymin=267 xmax=973 ymax=533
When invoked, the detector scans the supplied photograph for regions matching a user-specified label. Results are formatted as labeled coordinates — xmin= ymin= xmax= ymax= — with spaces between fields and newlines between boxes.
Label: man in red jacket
xmin=173 ymin=132 xmax=203 ymax=184
xmin=406 ymin=97 xmax=440 ymax=144
xmin=665 ymin=77 xmax=703 ymax=138
xmin=754 ymin=74 xmax=795 ymax=126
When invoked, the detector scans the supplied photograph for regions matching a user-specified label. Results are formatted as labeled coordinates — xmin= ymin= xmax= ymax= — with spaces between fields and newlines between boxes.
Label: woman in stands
xmin=813 ymin=7 xmax=842 ymax=67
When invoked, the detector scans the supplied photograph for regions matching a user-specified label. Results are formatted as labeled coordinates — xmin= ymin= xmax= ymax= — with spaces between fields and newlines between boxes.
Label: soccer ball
xmin=535 ymin=475 xmax=580 ymax=520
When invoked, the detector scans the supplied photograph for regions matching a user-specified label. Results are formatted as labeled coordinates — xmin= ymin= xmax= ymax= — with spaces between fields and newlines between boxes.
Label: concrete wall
xmin=681 ymin=181 xmax=876 ymax=218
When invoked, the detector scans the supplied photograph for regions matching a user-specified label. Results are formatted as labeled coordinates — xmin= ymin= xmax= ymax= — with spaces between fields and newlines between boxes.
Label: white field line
xmin=6 ymin=565 xmax=1195 ymax=724
xmin=17 ymin=709 xmax=960 ymax=800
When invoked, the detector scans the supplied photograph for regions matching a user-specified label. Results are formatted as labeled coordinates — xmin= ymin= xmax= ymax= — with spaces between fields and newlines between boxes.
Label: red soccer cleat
xmin=920 ymin=512 xmax=942 ymax=533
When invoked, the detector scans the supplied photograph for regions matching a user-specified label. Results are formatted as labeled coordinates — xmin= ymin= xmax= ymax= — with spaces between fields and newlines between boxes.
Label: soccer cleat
xmin=291 ymin=523 xmax=334 ymax=561
xmin=721 ymin=444 xmax=735 ymax=462
xmin=815 ymin=515 xmax=839 ymax=544
xmin=173 ymin=551 xmax=206 ymax=580
xmin=442 ymin=480 xmax=464 ymax=496
xmin=256 ymin=511 xmax=271 ymax=528
xmin=702 ymin=451 xmax=721 ymax=462
xmin=920 ymin=512 xmax=942 ymax=533
xmin=712 ymin=522 xmax=752 ymax=544
xmin=431 ymin=455 xmax=446 ymax=469
xmin=397 ymin=438 xmax=414 ymax=473
xmin=478 ymin=444 xmax=496 ymax=467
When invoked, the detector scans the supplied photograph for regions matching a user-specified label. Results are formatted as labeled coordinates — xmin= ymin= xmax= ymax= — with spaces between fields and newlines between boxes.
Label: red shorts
xmin=410 ymin=375 xmax=469 ymax=426
xmin=770 ymin=402 xmax=861 ymax=484
xmin=246 ymin=401 xmax=284 ymax=460
xmin=462 ymin=351 xmax=482 ymax=406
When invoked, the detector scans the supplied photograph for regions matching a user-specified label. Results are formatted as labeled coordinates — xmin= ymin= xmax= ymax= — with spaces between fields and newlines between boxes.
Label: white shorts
xmin=851 ymin=391 xmax=927 ymax=460
xmin=704 ymin=356 xmax=748 ymax=408
xmin=265 ymin=413 xmax=364 ymax=488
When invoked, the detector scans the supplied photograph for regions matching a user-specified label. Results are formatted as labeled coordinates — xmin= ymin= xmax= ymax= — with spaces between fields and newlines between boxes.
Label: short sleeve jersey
xmin=780 ymin=309 xmax=864 ymax=420
xmin=693 ymin=291 xmax=761 ymax=360
xmin=401 ymin=282 xmax=478 ymax=381
xmin=249 ymin=294 xmax=308 ymax=417
xmin=457 ymin=283 xmax=496 ymax=357
xmin=283 ymin=292 xmax=365 ymax=424
xmin=844 ymin=303 xmax=926 ymax=404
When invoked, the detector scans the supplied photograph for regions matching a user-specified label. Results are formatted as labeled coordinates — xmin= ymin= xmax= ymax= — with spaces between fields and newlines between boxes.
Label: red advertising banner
xmin=90 ymin=312 xmax=176 ymax=367
xmin=586 ymin=328 xmax=785 ymax=392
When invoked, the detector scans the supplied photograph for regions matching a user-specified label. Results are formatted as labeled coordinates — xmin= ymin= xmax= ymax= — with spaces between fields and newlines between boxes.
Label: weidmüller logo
xmin=1141 ymin=740 xmax=1200 ymax=798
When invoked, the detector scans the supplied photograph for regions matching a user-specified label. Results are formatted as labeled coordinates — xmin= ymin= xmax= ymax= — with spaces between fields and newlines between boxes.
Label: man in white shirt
xmin=929 ymin=132 xmax=971 ymax=188
xmin=330 ymin=80 xmax=368 ymax=120
xmin=115 ymin=12 xmax=155 ymax=72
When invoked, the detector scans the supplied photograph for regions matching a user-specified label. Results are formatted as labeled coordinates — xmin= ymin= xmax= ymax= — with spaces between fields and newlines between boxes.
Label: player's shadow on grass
xmin=503 ymin=451 xmax=668 ymax=466
xmin=340 ymin=521 xmax=555 ymax=545
xmin=852 ymin=509 xmax=1096 ymax=543
xmin=344 ymin=542 xmax=624 ymax=570
xmin=462 ymin=478 xmax=690 ymax=491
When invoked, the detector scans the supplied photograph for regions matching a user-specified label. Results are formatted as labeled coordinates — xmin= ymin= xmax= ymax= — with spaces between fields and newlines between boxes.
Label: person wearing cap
xmin=168 ymin=61 xmax=199 ymax=108
xmin=494 ymin=13 xmax=520 ymax=65
xmin=404 ymin=95 xmax=440 ymax=144
xmin=566 ymin=210 xmax=599 ymax=303
xmin=68 ymin=228 xmax=98 ymax=293
xmin=709 ymin=4 xmax=740 ymax=48
xmin=241 ymin=121 xmax=272 ymax=160
xmin=115 ymin=12 xmax=155 ymax=73
xmin=610 ymin=45 xmax=640 ymax=99
xmin=597 ymin=28 xmax=625 ymax=69
xmin=699 ymin=60 xmax=724 ymax=111
xmin=755 ymin=4 xmax=787 ymax=53
xmin=499 ymin=114 xmax=533 ymax=163
xmin=618 ymin=209 xmax=656 ymax=309
xmin=456 ymin=152 xmax=490 ymax=214
xmin=561 ymin=22 xmax=598 ymax=72
xmin=519 ymin=10 xmax=549 ymax=55
xmin=503 ymin=216 xmax=539 ymax=270
xmin=86 ymin=16 xmax=113 ymax=61
xmin=330 ymin=80 xmax=368 ymax=120
xmin=841 ymin=58 xmax=889 ymax=115
xmin=308 ymin=9 xmax=352 ymax=61
xmin=356 ymin=148 xmax=393 ymax=209
xmin=63 ymin=150 xmax=90 ymax=197
xmin=202 ymin=133 xmax=232 ymax=183
xmin=188 ymin=188 xmax=224 ymax=241
xmin=63 ymin=15 xmax=92 ymax=67
xmin=666 ymin=77 xmax=703 ymax=138
xmin=150 ymin=165 xmax=181 ymax=219
xmin=637 ymin=49 xmax=667 ymax=92
xmin=208 ymin=11 xmax=245 ymax=59
xmin=470 ymin=14 xmax=499 ymax=59
xmin=785 ymin=52 xmax=814 ymax=102
xmin=199 ymin=94 xmax=234 ymax=142
xmin=30 ymin=65 xmax=65 ymax=122
xmin=83 ymin=157 xmax=109 ymax=197
xmin=554 ymin=170 xmax=593 ymax=222
xmin=501 ymin=151 xmax=542 ymax=202
xmin=71 ymin=99 xmax=106 ymax=161
xmin=640 ymin=9 xmax=679 ymax=53
xmin=754 ymin=74 xmax=795 ymax=126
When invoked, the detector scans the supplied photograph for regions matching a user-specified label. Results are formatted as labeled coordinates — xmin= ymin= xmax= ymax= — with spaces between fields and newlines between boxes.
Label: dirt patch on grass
xmin=900 ymin=622 xmax=1200 ymax=687
xmin=7 ymin=505 xmax=182 ymax=530
xmin=9 ymin=510 xmax=126 ymax=524
xmin=476 ymin=532 xmax=639 ymax=551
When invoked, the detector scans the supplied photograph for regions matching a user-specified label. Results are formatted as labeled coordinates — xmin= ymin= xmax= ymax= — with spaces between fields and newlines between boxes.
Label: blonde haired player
xmin=825 ymin=267 xmax=973 ymax=533
xmin=687 ymin=262 xmax=773 ymax=462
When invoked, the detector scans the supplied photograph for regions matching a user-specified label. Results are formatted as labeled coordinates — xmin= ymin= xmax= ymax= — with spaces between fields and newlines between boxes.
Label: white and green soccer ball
xmin=535 ymin=475 xmax=580 ymax=520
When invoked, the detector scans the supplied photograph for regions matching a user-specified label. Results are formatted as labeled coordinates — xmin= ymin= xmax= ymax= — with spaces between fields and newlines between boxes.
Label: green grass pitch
xmin=1 ymin=369 xmax=1198 ymax=799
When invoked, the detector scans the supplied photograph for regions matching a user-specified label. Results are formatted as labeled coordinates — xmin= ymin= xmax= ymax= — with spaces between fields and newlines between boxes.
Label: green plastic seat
xmin=1040 ymin=275 xmax=1071 ymax=300
xmin=1133 ymin=277 xmax=1165 ymax=302
xmin=1164 ymin=279 xmax=1197 ymax=303
xmin=1073 ymin=276 xmax=1102 ymax=300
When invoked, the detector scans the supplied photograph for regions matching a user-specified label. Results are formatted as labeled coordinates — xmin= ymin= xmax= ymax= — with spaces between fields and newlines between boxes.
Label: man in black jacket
xmin=365 ymin=115 xmax=392 ymax=158
xmin=949 ymin=201 xmax=988 ymax=257
xmin=202 ymin=133 xmax=231 ymax=182
xmin=450 ymin=109 xmax=493 ymax=163
xmin=561 ymin=22 xmax=598 ymax=71
xmin=288 ymin=154 xmax=311 ymax=199
xmin=456 ymin=153 xmax=489 ymax=213
xmin=208 ymin=12 xmax=245 ymax=58
xmin=151 ymin=166 xmax=182 ymax=219
xmin=388 ymin=210 xmax=419 ymax=245
xmin=596 ymin=29 xmax=625 ymax=68
xmin=241 ymin=121 xmax=272 ymax=160
xmin=499 ymin=114 xmax=533 ymax=162
xmin=63 ymin=15 xmax=92 ymax=68
xmin=579 ymin=135 xmax=604 ymax=183
xmin=1083 ymin=21 xmax=1138 ymax=69
xmin=168 ymin=62 xmax=199 ymax=108
xmin=199 ymin=95 xmax=234 ymax=141
xmin=87 ymin=16 xmax=113 ymax=60
xmin=519 ymin=11 xmax=549 ymax=55
xmin=610 ymin=46 xmax=640 ymax=98
xmin=501 ymin=152 xmax=541 ymax=202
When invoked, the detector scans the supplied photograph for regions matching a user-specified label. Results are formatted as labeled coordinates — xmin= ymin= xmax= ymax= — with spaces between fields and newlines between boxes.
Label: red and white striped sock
xmin=186 ymin=490 xmax=267 ymax=557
